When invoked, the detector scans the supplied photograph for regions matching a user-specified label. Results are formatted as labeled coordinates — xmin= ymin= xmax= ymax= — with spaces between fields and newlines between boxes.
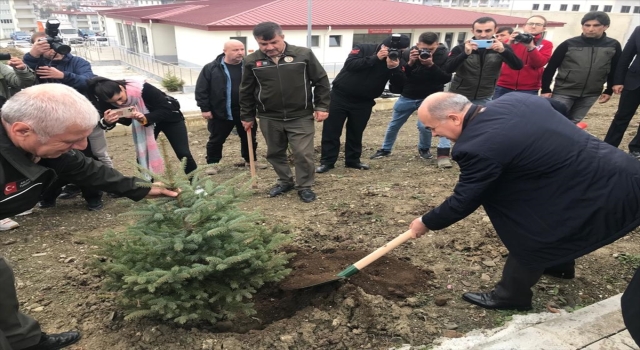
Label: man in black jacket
xmin=370 ymin=32 xmax=454 ymax=168
xmin=604 ymin=26 xmax=640 ymax=158
xmin=0 ymin=84 xmax=176 ymax=350
xmin=316 ymin=34 xmax=409 ymax=174
xmin=444 ymin=17 xmax=523 ymax=105
xmin=195 ymin=40 xmax=266 ymax=174
xmin=541 ymin=11 xmax=621 ymax=123
xmin=409 ymin=92 xmax=640 ymax=346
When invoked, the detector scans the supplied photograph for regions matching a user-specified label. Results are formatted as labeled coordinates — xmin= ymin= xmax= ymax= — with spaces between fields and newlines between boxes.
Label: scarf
xmin=115 ymin=79 xmax=165 ymax=179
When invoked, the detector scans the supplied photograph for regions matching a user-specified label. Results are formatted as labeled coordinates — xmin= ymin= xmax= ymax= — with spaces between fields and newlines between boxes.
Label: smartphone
xmin=112 ymin=107 xmax=135 ymax=117
xmin=471 ymin=39 xmax=494 ymax=49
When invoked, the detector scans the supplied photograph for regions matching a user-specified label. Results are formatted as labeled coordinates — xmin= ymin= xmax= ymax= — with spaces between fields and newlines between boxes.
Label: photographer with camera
xmin=316 ymin=34 xmax=409 ymax=174
xmin=494 ymin=16 xmax=553 ymax=100
xmin=370 ymin=32 xmax=454 ymax=168
xmin=444 ymin=17 xmax=523 ymax=105
xmin=25 ymin=23 xmax=112 ymax=211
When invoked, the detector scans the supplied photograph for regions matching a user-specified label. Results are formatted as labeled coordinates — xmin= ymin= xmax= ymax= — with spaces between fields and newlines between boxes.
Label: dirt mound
xmin=279 ymin=247 xmax=433 ymax=298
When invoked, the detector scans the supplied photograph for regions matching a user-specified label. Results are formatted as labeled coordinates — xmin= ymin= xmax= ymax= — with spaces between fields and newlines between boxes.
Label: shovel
xmin=246 ymin=130 xmax=258 ymax=189
xmin=295 ymin=229 xmax=417 ymax=289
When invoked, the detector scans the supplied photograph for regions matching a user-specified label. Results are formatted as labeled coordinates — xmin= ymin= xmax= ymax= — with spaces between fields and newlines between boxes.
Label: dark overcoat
xmin=422 ymin=93 xmax=640 ymax=268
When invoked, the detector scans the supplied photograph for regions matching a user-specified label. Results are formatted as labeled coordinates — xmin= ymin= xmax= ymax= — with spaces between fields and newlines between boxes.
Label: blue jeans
xmin=381 ymin=96 xmax=451 ymax=151
xmin=493 ymin=86 xmax=539 ymax=100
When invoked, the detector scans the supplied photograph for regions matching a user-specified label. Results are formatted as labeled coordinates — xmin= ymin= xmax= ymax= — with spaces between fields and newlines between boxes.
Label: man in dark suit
xmin=409 ymin=92 xmax=640 ymax=346
xmin=604 ymin=26 xmax=640 ymax=158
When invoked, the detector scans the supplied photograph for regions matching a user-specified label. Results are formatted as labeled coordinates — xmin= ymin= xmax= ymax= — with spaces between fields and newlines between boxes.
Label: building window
xmin=230 ymin=36 xmax=246 ymax=46
xmin=457 ymin=32 xmax=467 ymax=45
xmin=116 ymin=23 xmax=125 ymax=46
xmin=329 ymin=35 xmax=341 ymax=47
xmin=590 ymin=5 xmax=598 ymax=11
xmin=572 ymin=4 xmax=579 ymax=11
xmin=634 ymin=6 xmax=640 ymax=14
xmin=444 ymin=32 xmax=454 ymax=49
xmin=603 ymin=5 xmax=612 ymax=12
xmin=621 ymin=6 xmax=630 ymax=13
xmin=0 ymin=19 xmax=13 ymax=23
xmin=139 ymin=27 xmax=149 ymax=54
xmin=532 ymin=4 xmax=539 ymax=10
xmin=352 ymin=33 xmax=411 ymax=46
xmin=543 ymin=4 xmax=550 ymax=10
xmin=560 ymin=4 xmax=567 ymax=11
xmin=311 ymin=35 xmax=319 ymax=47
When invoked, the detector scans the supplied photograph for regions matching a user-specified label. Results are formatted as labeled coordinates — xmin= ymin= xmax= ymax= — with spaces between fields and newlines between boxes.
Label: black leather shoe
xmin=345 ymin=162 xmax=370 ymax=170
xmin=268 ymin=183 xmax=294 ymax=197
xmin=315 ymin=164 xmax=335 ymax=173
xmin=22 ymin=331 xmax=81 ymax=350
xmin=462 ymin=291 xmax=532 ymax=311
xmin=58 ymin=185 xmax=81 ymax=200
xmin=298 ymin=189 xmax=316 ymax=203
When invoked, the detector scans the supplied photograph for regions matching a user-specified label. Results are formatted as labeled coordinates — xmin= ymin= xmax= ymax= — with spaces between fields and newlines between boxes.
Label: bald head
xmin=418 ymin=92 xmax=471 ymax=142
xmin=223 ymin=40 xmax=245 ymax=64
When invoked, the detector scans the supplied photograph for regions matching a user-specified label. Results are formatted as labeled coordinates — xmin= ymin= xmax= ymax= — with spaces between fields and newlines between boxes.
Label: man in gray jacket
xmin=541 ymin=11 xmax=621 ymax=123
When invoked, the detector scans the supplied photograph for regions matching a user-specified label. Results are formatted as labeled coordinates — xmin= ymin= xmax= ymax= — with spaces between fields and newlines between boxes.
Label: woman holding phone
xmin=87 ymin=76 xmax=197 ymax=177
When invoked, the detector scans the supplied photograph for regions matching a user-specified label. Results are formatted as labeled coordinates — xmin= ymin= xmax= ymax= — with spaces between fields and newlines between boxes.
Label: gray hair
xmin=428 ymin=93 xmax=471 ymax=121
xmin=1 ymin=84 xmax=99 ymax=141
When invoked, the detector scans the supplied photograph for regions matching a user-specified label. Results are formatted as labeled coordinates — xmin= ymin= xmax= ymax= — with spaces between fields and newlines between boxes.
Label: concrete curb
xmin=428 ymin=293 xmax=639 ymax=350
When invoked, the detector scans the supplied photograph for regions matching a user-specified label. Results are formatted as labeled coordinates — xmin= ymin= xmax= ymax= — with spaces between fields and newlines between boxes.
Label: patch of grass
xmin=616 ymin=253 xmax=640 ymax=269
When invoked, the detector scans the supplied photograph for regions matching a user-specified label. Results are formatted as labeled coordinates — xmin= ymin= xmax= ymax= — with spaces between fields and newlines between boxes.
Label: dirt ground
xmin=2 ymin=95 xmax=639 ymax=350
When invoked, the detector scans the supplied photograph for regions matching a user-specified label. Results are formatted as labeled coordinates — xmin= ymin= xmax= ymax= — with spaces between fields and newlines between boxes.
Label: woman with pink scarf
xmin=87 ymin=77 xmax=197 ymax=178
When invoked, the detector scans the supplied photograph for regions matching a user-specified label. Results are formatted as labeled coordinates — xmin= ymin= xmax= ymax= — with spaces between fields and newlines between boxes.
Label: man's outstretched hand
xmin=146 ymin=182 xmax=179 ymax=198
xmin=409 ymin=217 xmax=429 ymax=238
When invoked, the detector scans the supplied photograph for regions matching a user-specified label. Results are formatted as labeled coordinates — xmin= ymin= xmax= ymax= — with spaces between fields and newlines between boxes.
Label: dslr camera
xmin=412 ymin=46 xmax=431 ymax=60
xmin=514 ymin=33 xmax=535 ymax=44
xmin=44 ymin=19 xmax=71 ymax=55
xmin=0 ymin=53 xmax=10 ymax=61
xmin=387 ymin=34 xmax=403 ymax=61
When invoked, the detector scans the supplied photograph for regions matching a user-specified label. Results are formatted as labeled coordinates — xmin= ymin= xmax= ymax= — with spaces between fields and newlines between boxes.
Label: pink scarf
xmin=118 ymin=79 xmax=165 ymax=179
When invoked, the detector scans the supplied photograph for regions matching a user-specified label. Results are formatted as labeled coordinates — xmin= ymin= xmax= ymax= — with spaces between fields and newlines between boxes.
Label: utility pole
xmin=306 ymin=0 xmax=312 ymax=48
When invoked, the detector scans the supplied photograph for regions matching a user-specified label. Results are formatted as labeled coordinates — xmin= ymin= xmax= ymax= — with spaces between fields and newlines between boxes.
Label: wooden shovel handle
xmin=352 ymin=230 xmax=416 ymax=271
xmin=247 ymin=130 xmax=257 ymax=189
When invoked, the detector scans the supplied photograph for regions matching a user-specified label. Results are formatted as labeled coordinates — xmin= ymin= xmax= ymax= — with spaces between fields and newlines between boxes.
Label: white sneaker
xmin=0 ymin=218 xmax=19 ymax=231
xmin=15 ymin=209 xmax=33 ymax=216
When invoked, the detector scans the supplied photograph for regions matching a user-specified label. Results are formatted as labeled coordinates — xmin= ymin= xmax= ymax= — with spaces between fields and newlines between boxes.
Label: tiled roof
xmin=100 ymin=0 xmax=563 ymax=31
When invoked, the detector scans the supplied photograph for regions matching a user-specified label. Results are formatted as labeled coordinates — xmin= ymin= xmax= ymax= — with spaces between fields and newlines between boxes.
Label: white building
xmin=397 ymin=0 xmax=640 ymax=13
xmin=100 ymin=0 xmax=556 ymax=67
xmin=52 ymin=9 xmax=103 ymax=32
xmin=0 ymin=0 xmax=37 ymax=39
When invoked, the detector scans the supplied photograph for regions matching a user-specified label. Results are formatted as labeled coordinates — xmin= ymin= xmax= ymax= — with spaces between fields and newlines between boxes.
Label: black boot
xmin=462 ymin=291 xmax=532 ymax=310
xmin=22 ymin=331 xmax=81 ymax=350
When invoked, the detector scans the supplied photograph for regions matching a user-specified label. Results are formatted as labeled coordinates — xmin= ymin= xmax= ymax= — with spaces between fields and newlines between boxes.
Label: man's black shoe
xmin=462 ymin=291 xmax=532 ymax=311
xmin=345 ymin=162 xmax=370 ymax=170
xmin=370 ymin=149 xmax=391 ymax=159
xmin=87 ymin=199 xmax=104 ymax=211
xmin=298 ymin=189 xmax=317 ymax=203
xmin=58 ymin=185 xmax=81 ymax=200
xmin=22 ymin=331 xmax=81 ymax=350
xmin=38 ymin=200 xmax=56 ymax=209
xmin=315 ymin=164 xmax=335 ymax=173
xmin=268 ymin=183 xmax=294 ymax=197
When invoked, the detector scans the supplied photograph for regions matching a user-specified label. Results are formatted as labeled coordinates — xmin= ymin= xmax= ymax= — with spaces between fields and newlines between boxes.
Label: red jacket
xmin=497 ymin=35 xmax=553 ymax=91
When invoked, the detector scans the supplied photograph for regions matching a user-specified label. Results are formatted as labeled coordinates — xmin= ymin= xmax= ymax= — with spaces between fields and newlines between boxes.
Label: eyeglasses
xmin=526 ymin=22 xmax=545 ymax=27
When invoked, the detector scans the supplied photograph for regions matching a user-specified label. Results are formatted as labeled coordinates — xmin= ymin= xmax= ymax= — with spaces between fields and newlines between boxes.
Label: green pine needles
xmin=94 ymin=139 xmax=292 ymax=325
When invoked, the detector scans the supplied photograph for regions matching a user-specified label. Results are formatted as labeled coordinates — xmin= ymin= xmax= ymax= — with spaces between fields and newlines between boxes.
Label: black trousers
xmin=494 ymin=256 xmax=575 ymax=302
xmin=603 ymin=86 xmax=640 ymax=152
xmin=154 ymin=120 xmax=197 ymax=174
xmin=206 ymin=117 xmax=258 ymax=164
xmin=320 ymin=92 xmax=374 ymax=165
xmin=41 ymin=139 xmax=102 ymax=204
xmin=622 ymin=266 xmax=640 ymax=346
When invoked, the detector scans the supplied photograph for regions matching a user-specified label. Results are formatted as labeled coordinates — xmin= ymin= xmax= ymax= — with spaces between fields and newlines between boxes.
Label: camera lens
xmin=0 ymin=53 xmax=11 ymax=60
xmin=419 ymin=50 xmax=431 ymax=60
xmin=388 ymin=50 xmax=399 ymax=60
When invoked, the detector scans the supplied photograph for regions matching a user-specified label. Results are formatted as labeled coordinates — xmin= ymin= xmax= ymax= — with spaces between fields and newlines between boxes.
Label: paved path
xmin=429 ymin=294 xmax=638 ymax=350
